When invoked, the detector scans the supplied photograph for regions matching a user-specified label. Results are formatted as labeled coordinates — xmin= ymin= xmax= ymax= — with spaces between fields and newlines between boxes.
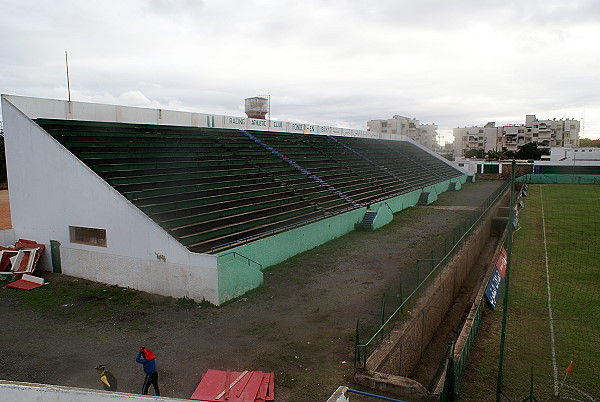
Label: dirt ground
xmin=0 ymin=181 xmax=503 ymax=401
xmin=0 ymin=191 xmax=11 ymax=229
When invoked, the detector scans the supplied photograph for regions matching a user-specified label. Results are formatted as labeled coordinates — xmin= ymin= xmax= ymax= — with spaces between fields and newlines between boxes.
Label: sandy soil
xmin=0 ymin=190 xmax=11 ymax=229
xmin=0 ymin=181 xmax=503 ymax=401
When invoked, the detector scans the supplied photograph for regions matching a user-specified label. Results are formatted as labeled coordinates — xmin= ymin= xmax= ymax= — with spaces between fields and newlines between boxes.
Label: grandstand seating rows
xmin=36 ymin=119 xmax=462 ymax=253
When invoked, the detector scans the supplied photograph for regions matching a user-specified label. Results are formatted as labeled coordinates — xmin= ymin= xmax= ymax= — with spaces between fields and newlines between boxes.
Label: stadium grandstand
xmin=1 ymin=95 xmax=467 ymax=304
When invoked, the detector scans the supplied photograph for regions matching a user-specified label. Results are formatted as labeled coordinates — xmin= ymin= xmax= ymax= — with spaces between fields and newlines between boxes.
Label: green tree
xmin=502 ymin=150 xmax=515 ymax=159
xmin=516 ymin=142 xmax=545 ymax=160
xmin=464 ymin=149 xmax=484 ymax=158
xmin=579 ymin=138 xmax=600 ymax=147
xmin=487 ymin=150 xmax=500 ymax=161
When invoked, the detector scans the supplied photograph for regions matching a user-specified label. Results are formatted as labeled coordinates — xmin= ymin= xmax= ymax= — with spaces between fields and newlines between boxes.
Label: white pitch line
xmin=540 ymin=186 xmax=559 ymax=396
xmin=561 ymin=384 xmax=597 ymax=402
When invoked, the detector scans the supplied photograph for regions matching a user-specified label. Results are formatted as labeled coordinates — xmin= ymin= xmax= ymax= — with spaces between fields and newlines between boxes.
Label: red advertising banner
xmin=496 ymin=248 xmax=507 ymax=278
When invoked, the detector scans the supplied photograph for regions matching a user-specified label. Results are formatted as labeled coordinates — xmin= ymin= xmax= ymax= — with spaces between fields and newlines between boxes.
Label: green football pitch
xmin=460 ymin=184 xmax=599 ymax=401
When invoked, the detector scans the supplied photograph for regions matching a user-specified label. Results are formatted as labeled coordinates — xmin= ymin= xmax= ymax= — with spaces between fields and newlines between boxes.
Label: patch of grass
xmin=174 ymin=297 xmax=197 ymax=309
xmin=1 ymin=276 xmax=153 ymax=324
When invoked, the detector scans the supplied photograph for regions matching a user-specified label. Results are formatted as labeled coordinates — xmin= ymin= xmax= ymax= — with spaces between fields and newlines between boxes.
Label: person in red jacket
xmin=136 ymin=347 xmax=160 ymax=396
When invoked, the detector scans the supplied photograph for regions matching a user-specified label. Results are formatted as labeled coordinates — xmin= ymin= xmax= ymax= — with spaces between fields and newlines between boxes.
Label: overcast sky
xmin=1 ymin=0 xmax=599 ymax=142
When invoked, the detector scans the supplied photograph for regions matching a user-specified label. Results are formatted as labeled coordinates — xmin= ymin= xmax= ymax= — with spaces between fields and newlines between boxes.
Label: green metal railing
xmin=454 ymin=298 xmax=483 ymax=387
xmin=430 ymin=297 xmax=485 ymax=398
xmin=217 ymin=251 xmax=263 ymax=271
xmin=355 ymin=179 xmax=511 ymax=369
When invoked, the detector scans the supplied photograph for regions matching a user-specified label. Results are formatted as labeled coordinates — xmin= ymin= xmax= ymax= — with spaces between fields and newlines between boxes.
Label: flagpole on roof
xmin=65 ymin=51 xmax=71 ymax=102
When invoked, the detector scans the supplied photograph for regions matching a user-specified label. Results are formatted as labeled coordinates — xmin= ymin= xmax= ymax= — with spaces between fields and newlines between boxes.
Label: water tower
xmin=245 ymin=96 xmax=269 ymax=120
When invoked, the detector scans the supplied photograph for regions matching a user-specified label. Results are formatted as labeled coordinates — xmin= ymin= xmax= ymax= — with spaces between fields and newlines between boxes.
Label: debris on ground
xmin=0 ymin=239 xmax=45 ymax=278
xmin=3 ymin=273 xmax=46 ymax=290
xmin=191 ymin=369 xmax=274 ymax=402
xmin=0 ymin=239 xmax=46 ymax=289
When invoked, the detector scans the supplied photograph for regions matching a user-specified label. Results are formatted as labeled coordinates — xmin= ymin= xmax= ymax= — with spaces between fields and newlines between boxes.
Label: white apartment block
xmin=367 ymin=115 xmax=439 ymax=150
xmin=454 ymin=115 xmax=580 ymax=157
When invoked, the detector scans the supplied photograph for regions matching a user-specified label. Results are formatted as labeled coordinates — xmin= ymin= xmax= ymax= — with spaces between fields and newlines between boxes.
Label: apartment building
xmin=454 ymin=115 xmax=580 ymax=157
xmin=367 ymin=115 xmax=438 ymax=150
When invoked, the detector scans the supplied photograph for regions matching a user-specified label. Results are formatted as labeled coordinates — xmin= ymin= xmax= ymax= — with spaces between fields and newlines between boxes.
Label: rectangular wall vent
xmin=69 ymin=226 xmax=107 ymax=247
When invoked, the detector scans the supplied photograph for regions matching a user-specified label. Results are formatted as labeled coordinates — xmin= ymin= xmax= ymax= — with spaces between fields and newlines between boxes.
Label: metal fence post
xmin=496 ymin=160 xmax=516 ymax=402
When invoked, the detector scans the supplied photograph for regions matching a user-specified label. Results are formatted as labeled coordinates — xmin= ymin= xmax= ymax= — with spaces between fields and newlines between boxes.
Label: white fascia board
xmin=2 ymin=94 xmax=375 ymax=139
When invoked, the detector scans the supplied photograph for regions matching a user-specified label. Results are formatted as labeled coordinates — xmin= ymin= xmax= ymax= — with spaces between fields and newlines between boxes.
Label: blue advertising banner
xmin=484 ymin=267 xmax=503 ymax=310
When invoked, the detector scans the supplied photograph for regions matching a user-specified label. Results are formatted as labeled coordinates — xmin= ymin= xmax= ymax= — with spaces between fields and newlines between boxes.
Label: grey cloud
xmin=142 ymin=0 xmax=205 ymax=14
xmin=0 ymin=0 xmax=598 ymax=139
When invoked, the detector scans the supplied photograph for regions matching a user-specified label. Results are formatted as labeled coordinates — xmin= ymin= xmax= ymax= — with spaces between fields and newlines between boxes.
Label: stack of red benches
xmin=191 ymin=369 xmax=274 ymax=402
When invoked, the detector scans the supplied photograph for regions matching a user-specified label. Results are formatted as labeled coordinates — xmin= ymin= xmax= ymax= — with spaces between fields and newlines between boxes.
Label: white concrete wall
xmin=2 ymin=96 xmax=218 ymax=304
xmin=0 ymin=229 xmax=15 ymax=246
xmin=452 ymin=158 xmax=481 ymax=175
xmin=550 ymin=147 xmax=600 ymax=161
xmin=61 ymin=248 xmax=215 ymax=301
xmin=4 ymin=95 xmax=376 ymax=139
xmin=534 ymin=160 xmax=600 ymax=168
xmin=0 ymin=380 xmax=188 ymax=401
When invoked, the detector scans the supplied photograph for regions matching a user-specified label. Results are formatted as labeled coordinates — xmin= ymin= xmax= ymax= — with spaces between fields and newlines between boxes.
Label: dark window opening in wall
xmin=69 ymin=226 xmax=107 ymax=247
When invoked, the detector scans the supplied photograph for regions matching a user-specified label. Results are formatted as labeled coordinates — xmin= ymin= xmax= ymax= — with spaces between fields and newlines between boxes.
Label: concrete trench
xmin=354 ymin=188 xmax=512 ymax=401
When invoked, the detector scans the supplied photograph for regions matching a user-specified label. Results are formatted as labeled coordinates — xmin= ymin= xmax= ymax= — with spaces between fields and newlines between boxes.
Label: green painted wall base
xmin=216 ymin=174 xmax=469 ymax=303
xmin=217 ymin=255 xmax=263 ymax=303
xmin=517 ymin=174 xmax=600 ymax=184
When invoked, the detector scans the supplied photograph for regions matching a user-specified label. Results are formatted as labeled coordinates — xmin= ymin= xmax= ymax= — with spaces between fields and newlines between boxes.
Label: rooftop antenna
xmin=65 ymin=51 xmax=71 ymax=102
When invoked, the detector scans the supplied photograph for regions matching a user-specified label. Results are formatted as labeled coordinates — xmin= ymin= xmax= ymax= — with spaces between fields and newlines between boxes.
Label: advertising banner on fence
xmin=484 ymin=268 xmax=503 ymax=310
xmin=496 ymin=248 xmax=507 ymax=278
xmin=485 ymin=247 xmax=507 ymax=309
